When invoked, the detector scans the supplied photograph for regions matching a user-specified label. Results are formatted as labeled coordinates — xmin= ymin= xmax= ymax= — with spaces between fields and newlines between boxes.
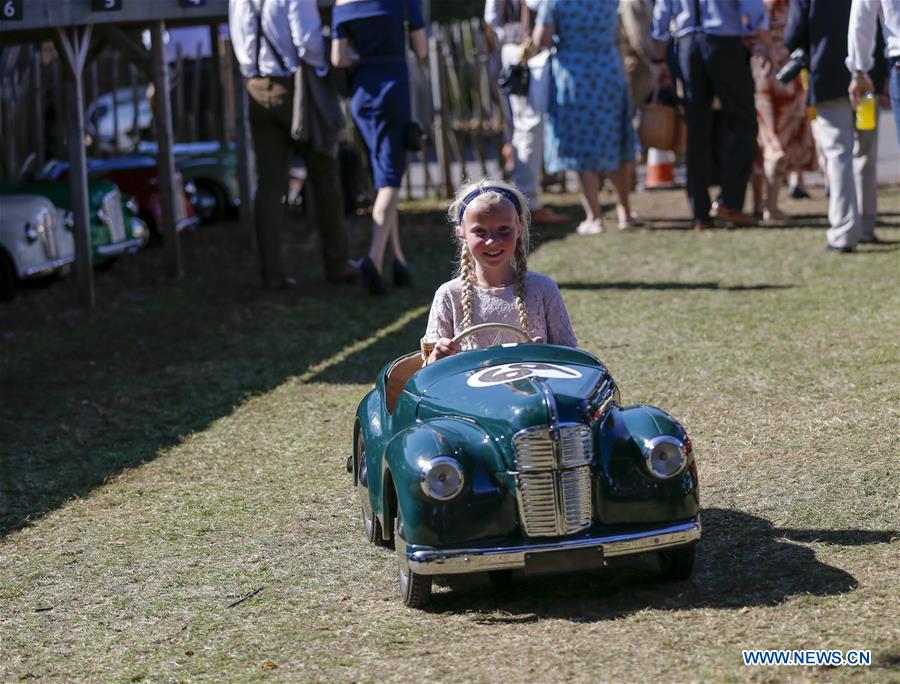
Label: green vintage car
xmin=0 ymin=179 xmax=147 ymax=263
xmin=352 ymin=323 xmax=701 ymax=608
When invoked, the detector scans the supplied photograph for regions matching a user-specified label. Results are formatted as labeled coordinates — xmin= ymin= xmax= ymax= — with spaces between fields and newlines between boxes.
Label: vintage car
xmin=0 ymin=178 xmax=148 ymax=265
xmin=41 ymin=157 xmax=198 ymax=242
xmin=352 ymin=323 xmax=701 ymax=607
xmin=0 ymin=194 xmax=75 ymax=300
xmin=139 ymin=141 xmax=239 ymax=223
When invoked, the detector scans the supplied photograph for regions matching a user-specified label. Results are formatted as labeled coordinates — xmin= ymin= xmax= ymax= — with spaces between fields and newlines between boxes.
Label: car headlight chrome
xmin=642 ymin=435 xmax=688 ymax=480
xmin=124 ymin=196 xmax=139 ymax=215
xmin=130 ymin=218 xmax=148 ymax=240
xmin=24 ymin=222 xmax=39 ymax=242
xmin=63 ymin=210 xmax=75 ymax=230
xmin=419 ymin=456 xmax=464 ymax=501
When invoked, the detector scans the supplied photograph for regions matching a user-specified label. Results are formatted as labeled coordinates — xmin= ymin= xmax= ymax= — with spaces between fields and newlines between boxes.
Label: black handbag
xmin=404 ymin=120 xmax=426 ymax=152
xmin=498 ymin=62 xmax=530 ymax=96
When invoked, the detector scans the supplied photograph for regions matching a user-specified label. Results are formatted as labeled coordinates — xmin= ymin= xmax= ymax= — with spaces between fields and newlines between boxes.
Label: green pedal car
xmin=351 ymin=323 xmax=701 ymax=608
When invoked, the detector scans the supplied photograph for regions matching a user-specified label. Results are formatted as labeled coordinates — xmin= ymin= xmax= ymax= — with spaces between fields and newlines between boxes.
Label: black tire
xmin=356 ymin=432 xmax=383 ymax=544
xmin=195 ymin=180 xmax=227 ymax=224
xmin=658 ymin=544 xmax=696 ymax=580
xmin=396 ymin=510 xmax=432 ymax=608
xmin=0 ymin=250 xmax=17 ymax=301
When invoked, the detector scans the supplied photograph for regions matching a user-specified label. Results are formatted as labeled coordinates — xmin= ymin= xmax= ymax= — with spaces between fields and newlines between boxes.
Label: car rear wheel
xmin=658 ymin=544 xmax=695 ymax=580
xmin=356 ymin=433 xmax=382 ymax=544
xmin=195 ymin=180 xmax=227 ymax=224
xmin=395 ymin=510 xmax=431 ymax=608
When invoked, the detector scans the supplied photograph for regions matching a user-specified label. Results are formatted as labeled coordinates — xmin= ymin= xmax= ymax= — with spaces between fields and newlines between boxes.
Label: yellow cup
xmin=856 ymin=93 xmax=876 ymax=131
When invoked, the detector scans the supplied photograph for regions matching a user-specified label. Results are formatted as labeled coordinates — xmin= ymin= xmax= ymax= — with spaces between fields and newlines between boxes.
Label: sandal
xmin=576 ymin=218 xmax=605 ymax=235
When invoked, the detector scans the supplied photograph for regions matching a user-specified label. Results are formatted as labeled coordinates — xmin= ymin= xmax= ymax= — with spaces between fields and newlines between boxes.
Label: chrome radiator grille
xmin=101 ymin=190 xmax=126 ymax=243
xmin=512 ymin=424 xmax=593 ymax=537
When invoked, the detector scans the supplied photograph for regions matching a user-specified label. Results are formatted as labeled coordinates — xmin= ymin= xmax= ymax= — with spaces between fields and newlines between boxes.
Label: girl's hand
xmin=428 ymin=337 xmax=460 ymax=364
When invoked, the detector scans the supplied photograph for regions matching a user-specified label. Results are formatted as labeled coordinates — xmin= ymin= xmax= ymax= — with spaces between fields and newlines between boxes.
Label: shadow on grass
xmin=0 ymin=216 xmax=449 ymax=537
xmin=558 ymin=281 xmax=794 ymax=292
xmin=422 ymin=507 xmax=892 ymax=620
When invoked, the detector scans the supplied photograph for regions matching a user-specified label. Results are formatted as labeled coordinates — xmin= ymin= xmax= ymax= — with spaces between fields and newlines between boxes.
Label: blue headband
xmin=456 ymin=186 xmax=522 ymax=224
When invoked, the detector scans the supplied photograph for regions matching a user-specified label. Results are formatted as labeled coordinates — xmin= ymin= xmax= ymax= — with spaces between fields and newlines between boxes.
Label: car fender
xmin=381 ymin=418 xmax=518 ymax=547
xmin=596 ymin=404 xmax=699 ymax=524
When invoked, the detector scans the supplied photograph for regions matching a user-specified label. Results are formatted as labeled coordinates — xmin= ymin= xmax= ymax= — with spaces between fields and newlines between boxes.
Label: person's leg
xmin=247 ymin=77 xmax=293 ymax=286
xmin=575 ymin=171 xmax=602 ymax=223
xmin=677 ymin=34 xmax=714 ymax=223
xmin=368 ymin=186 xmax=400 ymax=272
xmin=751 ymin=170 xmax=764 ymax=216
xmin=607 ymin=164 xmax=633 ymax=225
xmin=705 ymin=36 xmax=757 ymax=213
xmin=812 ymin=99 xmax=859 ymax=249
xmin=763 ymin=158 xmax=787 ymax=220
xmin=890 ymin=60 xmax=900 ymax=134
xmin=853 ymin=119 xmax=878 ymax=242
xmin=304 ymin=143 xmax=351 ymax=280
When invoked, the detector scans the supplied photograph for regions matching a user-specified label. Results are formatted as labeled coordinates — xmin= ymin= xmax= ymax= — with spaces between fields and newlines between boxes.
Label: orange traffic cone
xmin=645 ymin=147 xmax=676 ymax=189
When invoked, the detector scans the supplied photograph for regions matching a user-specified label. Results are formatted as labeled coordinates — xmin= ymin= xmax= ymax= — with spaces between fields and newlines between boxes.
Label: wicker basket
xmin=638 ymin=101 xmax=680 ymax=152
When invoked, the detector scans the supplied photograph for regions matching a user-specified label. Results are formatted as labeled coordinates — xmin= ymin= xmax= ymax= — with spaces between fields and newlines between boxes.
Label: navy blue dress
xmin=333 ymin=0 xmax=425 ymax=189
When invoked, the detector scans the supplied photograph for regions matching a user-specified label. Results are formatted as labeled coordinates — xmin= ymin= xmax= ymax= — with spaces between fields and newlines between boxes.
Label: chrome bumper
xmin=22 ymin=255 xmax=75 ymax=278
xmin=96 ymin=237 xmax=146 ymax=257
xmin=407 ymin=519 xmax=701 ymax=576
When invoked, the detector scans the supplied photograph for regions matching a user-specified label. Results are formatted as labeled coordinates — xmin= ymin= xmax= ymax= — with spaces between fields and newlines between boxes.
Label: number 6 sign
xmin=2 ymin=0 xmax=23 ymax=20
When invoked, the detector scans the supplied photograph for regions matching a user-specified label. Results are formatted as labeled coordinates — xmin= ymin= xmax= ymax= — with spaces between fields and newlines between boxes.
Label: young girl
xmin=424 ymin=179 xmax=577 ymax=364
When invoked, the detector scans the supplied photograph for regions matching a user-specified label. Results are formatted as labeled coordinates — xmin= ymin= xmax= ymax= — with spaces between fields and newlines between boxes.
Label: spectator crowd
xmin=228 ymin=0 xmax=900 ymax=293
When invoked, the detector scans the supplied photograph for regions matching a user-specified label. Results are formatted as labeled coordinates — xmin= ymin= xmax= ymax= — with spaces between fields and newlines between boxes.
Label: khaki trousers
xmin=246 ymin=75 xmax=349 ymax=285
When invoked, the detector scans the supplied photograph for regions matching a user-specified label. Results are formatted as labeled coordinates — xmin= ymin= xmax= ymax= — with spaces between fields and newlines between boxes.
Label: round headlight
xmin=419 ymin=457 xmax=464 ymax=501
xmin=642 ymin=436 xmax=687 ymax=479
xmin=63 ymin=211 xmax=75 ymax=230
xmin=24 ymin=222 xmax=39 ymax=242
xmin=125 ymin=197 xmax=139 ymax=215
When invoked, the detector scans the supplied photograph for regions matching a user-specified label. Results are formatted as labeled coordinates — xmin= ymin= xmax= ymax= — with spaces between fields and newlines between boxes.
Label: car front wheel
xmin=395 ymin=510 xmax=431 ymax=608
xmin=658 ymin=544 xmax=695 ymax=580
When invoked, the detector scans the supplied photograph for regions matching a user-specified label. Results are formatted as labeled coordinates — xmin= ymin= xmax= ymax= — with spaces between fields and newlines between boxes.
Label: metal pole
xmin=150 ymin=20 xmax=184 ymax=278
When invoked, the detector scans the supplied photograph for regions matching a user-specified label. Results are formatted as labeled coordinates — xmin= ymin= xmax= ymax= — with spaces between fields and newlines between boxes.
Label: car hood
xmin=411 ymin=345 xmax=612 ymax=446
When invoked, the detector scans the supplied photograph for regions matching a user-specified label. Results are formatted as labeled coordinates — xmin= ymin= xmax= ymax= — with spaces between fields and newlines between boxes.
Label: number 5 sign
xmin=2 ymin=0 xmax=23 ymax=20
xmin=91 ymin=0 xmax=123 ymax=10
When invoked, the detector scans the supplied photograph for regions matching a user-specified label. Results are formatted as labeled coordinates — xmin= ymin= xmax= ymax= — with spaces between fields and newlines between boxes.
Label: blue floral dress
xmin=536 ymin=0 xmax=634 ymax=173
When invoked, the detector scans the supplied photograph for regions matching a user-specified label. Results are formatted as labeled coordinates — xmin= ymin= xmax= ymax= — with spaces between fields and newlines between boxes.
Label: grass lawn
xmin=1 ymin=186 xmax=898 ymax=681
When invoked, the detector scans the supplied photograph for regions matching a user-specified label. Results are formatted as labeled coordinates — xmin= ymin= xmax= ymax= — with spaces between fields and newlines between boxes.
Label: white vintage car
xmin=0 ymin=194 xmax=75 ymax=300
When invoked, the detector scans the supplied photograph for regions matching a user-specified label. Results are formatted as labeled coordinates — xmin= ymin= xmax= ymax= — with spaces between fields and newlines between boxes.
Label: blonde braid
xmin=513 ymin=237 xmax=530 ymax=335
xmin=459 ymin=245 xmax=475 ymax=335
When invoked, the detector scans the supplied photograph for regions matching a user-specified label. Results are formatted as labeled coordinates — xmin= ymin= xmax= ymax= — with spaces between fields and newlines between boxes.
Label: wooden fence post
xmin=150 ymin=20 xmax=184 ymax=279
xmin=55 ymin=25 xmax=95 ymax=309
xmin=232 ymin=52 xmax=255 ymax=250
xmin=428 ymin=27 xmax=452 ymax=199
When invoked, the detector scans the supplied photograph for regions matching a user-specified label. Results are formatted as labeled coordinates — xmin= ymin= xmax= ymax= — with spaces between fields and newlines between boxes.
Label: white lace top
xmin=424 ymin=271 xmax=578 ymax=349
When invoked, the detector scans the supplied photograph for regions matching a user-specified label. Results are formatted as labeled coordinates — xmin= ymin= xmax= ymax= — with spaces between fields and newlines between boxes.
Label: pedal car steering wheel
xmin=450 ymin=322 xmax=531 ymax=347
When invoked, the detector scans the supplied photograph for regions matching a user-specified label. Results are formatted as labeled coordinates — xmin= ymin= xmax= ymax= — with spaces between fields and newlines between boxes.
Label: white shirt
xmin=228 ymin=0 xmax=326 ymax=77
xmin=424 ymin=272 xmax=578 ymax=350
xmin=846 ymin=0 xmax=900 ymax=73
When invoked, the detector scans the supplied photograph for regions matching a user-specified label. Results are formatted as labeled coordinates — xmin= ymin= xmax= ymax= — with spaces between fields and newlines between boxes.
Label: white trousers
xmin=501 ymin=43 xmax=544 ymax=209
xmin=811 ymin=98 xmax=878 ymax=247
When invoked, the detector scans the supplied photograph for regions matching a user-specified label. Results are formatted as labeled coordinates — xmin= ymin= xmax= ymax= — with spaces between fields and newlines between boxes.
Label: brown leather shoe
xmin=711 ymin=201 xmax=758 ymax=227
xmin=531 ymin=207 xmax=571 ymax=224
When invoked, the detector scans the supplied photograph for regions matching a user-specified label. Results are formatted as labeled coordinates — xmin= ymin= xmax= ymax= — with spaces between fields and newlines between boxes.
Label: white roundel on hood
xmin=467 ymin=362 xmax=583 ymax=388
